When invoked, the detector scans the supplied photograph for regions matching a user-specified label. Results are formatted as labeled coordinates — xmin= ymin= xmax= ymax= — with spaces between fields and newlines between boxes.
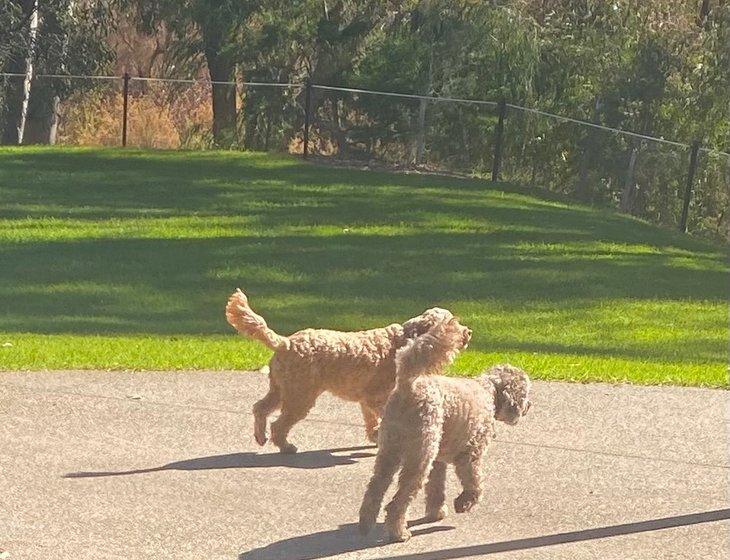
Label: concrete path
xmin=1 ymin=371 xmax=728 ymax=560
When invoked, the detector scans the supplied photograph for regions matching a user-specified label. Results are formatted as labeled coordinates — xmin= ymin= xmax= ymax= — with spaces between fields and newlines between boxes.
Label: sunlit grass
xmin=0 ymin=146 xmax=727 ymax=387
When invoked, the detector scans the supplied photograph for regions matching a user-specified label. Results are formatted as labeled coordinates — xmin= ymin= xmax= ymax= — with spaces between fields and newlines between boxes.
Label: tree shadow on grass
xmin=1 ymin=149 xmax=727 ymax=369
xmin=0 ymin=148 xmax=722 ymax=254
xmin=63 ymin=445 xmax=376 ymax=478
xmin=0 ymin=230 xmax=726 ymax=373
xmin=0 ymin=232 xmax=725 ymax=334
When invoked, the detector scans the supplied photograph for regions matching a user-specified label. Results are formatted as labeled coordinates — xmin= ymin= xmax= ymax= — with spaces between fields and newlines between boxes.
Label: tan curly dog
xmin=359 ymin=318 xmax=532 ymax=542
xmin=225 ymin=289 xmax=472 ymax=454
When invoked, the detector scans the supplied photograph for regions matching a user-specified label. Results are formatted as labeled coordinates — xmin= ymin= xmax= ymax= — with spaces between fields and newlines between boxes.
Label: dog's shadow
xmin=63 ymin=445 xmax=376 ymax=478
xmin=239 ymin=521 xmax=454 ymax=560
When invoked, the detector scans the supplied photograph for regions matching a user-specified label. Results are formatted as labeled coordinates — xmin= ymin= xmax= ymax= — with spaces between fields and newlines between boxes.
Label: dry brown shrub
xmin=167 ymin=82 xmax=214 ymax=149
xmin=59 ymin=90 xmax=180 ymax=148
xmin=288 ymin=129 xmax=337 ymax=155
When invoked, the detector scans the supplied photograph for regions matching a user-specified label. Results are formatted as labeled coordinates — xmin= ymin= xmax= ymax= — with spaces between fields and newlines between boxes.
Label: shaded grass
xmin=0 ymin=147 xmax=727 ymax=386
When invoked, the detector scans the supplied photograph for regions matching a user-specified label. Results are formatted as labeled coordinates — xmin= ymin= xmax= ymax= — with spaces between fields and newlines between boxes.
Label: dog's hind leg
xmin=270 ymin=385 xmax=319 ymax=454
xmin=384 ymin=441 xmax=439 ymax=542
xmin=453 ymin=453 xmax=484 ymax=513
xmin=424 ymin=461 xmax=448 ymax=521
xmin=359 ymin=440 xmax=401 ymax=536
xmin=252 ymin=379 xmax=280 ymax=446
xmin=359 ymin=403 xmax=381 ymax=444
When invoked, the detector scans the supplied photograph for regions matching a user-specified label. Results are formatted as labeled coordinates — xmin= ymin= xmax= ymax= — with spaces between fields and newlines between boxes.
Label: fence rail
xmin=506 ymin=103 xmax=696 ymax=151
xmin=313 ymin=83 xmax=500 ymax=107
xmin=1 ymin=72 xmax=728 ymax=239
xmin=3 ymin=71 xmax=728 ymax=156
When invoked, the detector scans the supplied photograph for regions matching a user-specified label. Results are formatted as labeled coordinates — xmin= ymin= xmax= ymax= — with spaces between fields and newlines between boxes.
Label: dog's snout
xmin=461 ymin=327 xmax=472 ymax=348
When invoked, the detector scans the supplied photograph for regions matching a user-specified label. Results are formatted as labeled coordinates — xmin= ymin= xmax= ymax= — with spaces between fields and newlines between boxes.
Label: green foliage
xmin=242 ymin=1 xmax=730 ymax=238
xmin=0 ymin=1 xmax=113 ymax=144
xmin=4 ymin=1 xmax=727 ymax=233
xmin=0 ymin=1 xmax=112 ymax=78
xmin=0 ymin=147 xmax=727 ymax=386
xmin=0 ymin=1 xmax=30 ymax=70
xmin=130 ymin=0 xmax=259 ymax=64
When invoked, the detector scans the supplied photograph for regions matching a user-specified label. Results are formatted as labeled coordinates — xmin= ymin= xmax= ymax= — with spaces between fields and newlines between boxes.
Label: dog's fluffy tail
xmin=395 ymin=318 xmax=464 ymax=380
xmin=225 ymin=289 xmax=290 ymax=351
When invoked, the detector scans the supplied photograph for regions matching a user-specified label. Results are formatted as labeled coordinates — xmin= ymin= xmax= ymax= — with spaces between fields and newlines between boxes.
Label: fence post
xmin=121 ymin=72 xmax=130 ymax=147
xmin=492 ymin=98 xmax=507 ymax=182
xmin=303 ymin=78 xmax=312 ymax=159
xmin=679 ymin=140 xmax=701 ymax=233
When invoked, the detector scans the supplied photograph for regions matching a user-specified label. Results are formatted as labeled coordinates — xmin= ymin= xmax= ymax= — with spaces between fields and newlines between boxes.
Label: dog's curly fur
xmin=225 ymin=289 xmax=472 ymax=453
xmin=358 ymin=319 xmax=532 ymax=542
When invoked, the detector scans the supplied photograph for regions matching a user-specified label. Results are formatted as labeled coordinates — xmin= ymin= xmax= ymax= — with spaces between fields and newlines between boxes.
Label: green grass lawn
xmin=0 ymin=147 xmax=727 ymax=387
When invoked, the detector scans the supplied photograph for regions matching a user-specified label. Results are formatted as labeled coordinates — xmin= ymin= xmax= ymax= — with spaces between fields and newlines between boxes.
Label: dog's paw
xmin=279 ymin=443 xmax=298 ymax=454
xmin=386 ymin=525 xmax=411 ymax=543
xmin=358 ymin=517 xmax=375 ymax=536
xmin=454 ymin=492 xmax=479 ymax=513
xmin=366 ymin=429 xmax=379 ymax=444
xmin=254 ymin=432 xmax=267 ymax=446
xmin=424 ymin=505 xmax=448 ymax=522
xmin=359 ymin=502 xmax=378 ymax=536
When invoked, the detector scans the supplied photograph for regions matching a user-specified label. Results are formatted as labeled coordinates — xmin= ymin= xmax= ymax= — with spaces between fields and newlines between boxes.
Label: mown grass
xmin=0 ymin=147 xmax=727 ymax=386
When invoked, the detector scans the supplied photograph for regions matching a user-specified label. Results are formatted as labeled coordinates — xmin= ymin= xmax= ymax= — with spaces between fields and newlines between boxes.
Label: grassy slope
xmin=0 ymin=147 xmax=727 ymax=386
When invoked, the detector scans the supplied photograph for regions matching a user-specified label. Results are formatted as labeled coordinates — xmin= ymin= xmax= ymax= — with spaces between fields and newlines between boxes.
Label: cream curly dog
xmin=359 ymin=318 xmax=532 ymax=542
xmin=225 ymin=289 xmax=472 ymax=453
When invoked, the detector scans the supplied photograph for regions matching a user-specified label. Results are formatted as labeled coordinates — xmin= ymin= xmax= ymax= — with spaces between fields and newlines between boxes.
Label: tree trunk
xmin=24 ymin=0 xmax=70 ymax=144
xmin=413 ymin=46 xmax=434 ymax=165
xmin=206 ymin=52 xmax=237 ymax=146
xmin=620 ymin=110 xmax=654 ymax=214
xmin=620 ymin=142 xmax=640 ymax=213
xmin=17 ymin=0 xmax=39 ymax=144
xmin=330 ymin=97 xmax=349 ymax=157
xmin=413 ymin=98 xmax=427 ymax=164
xmin=698 ymin=0 xmax=711 ymax=27
xmin=1 ymin=70 xmax=25 ymax=145
xmin=530 ymin=152 xmax=538 ymax=187
xmin=575 ymin=97 xmax=602 ymax=201
xmin=1 ymin=0 xmax=36 ymax=145
xmin=23 ymin=80 xmax=59 ymax=144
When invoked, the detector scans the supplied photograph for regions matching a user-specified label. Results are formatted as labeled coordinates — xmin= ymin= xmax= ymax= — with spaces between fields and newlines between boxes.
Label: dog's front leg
xmin=359 ymin=403 xmax=381 ymax=444
xmin=453 ymin=453 xmax=483 ymax=513
xmin=270 ymin=387 xmax=318 ymax=454
xmin=359 ymin=444 xmax=401 ymax=536
xmin=384 ymin=445 xmax=438 ymax=542
xmin=424 ymin=461 xmax=448 ymax=521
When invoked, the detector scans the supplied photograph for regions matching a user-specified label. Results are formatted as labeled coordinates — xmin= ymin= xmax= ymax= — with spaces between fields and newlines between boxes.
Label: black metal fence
xmin=1 ymin=72 xmax=728 ymax=240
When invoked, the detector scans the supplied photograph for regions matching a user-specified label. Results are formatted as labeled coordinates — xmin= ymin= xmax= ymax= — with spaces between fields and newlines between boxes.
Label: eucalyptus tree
xmin=1 ymin=1 xmax=110 ymax=145
xmin=122 ymin=0 xmax=260 ymax=145
xmin=1 ymin=0 xmax=35 ymax=144
xmin=24 ymin=1 xmax=109 ymax=144
xmin=239 ymin=0 xmax=415 ymax=150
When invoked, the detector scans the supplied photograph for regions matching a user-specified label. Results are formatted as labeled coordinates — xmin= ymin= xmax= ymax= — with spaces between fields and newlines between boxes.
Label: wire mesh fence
xmin=308 ymin=85 xmax=500 ymax=175
xmin=1 ymin=73 xmax=728 ymax=240
xmin=500 ymin=104 xmax=729 ymax=237
xmin=126 ymin=77 xmax=222 ymax=149
xmin=1 ymin=73 xmax=121 ymax=146
xmin=501 ymin=105 xmax=698 ymax=229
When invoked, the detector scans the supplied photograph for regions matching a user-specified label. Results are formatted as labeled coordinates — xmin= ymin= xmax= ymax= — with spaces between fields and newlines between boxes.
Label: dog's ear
xmin=487 ymin=364 xmax=532 ymax=425
xmin=396 ymin=317 xmax=466 ymax=379
xmin=402 ymin=307 xmax=453 ymax=339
